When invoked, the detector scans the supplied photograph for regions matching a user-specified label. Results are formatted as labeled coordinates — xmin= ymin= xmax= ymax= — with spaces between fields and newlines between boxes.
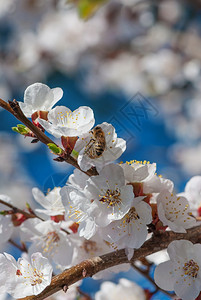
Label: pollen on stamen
xmin=99 ymin=188 xmax=122 ymax=208
xmin=183 ymin=259 xmax=199 ymax=278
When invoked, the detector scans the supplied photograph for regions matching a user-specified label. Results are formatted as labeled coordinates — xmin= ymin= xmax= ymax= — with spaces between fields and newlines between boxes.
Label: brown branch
xmin=0 ymin=199 xmax=72 ymax=237
xmin=0 ymin=98 xmax=15 ymax=114
xmin=77 ymin=287 xmax=92 ymax=300
xmin=0 ymin=98 xmax=98 ymax=176
xmin=8 ymin=100 xmax=55 ymax=146
xmin=0 ymin=199 xmax=42 ymax=220
xmin=9 ymin=239 xmax=28 ymax=253
xmin=19 ymin=225 xmax=201 ymax=300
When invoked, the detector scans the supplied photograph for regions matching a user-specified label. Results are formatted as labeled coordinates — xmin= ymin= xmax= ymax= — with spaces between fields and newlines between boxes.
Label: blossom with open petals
xmin=67 ymin=168 xmax=89 ymax=189
xmin=121 ymin=160 xmax=173 ymax=195
xmin=20 ymin=219 xmax=74 ymax=267
xmin=75 ymin=122 xmax=126 ymax=172
xmin=71 ymin=232 xmax=129 ymax=279
xmin=182 ymin=176 xmax=201 ymax=216
xmin=61 ymin=164 xmax=134 ymax=237
xmin=63 ymin=168 xmax=93 ymax=238
xmin=32 ymin=187 xmax=65 ymax=217
xmin=95 ymin=278 xmax=146 ymax=300
xmin=39 ymin=105 xmax=95 ymax=137
xmin=84 ymin=163 xmax=134 ymax=227
xmin=61 ymin=185 xmax=97 ymax=239
xmin=101 ymin=196 xmax=152 ymax=249
xmin=154 ymin=240 xmax=201 ymax=300
xmin=0 ymin=252 xmax=52 ymax=298
xmin=18 ymin=83 xmax=63 ymax=118
xmin=157 ymin=190 xmax=196 ymax=233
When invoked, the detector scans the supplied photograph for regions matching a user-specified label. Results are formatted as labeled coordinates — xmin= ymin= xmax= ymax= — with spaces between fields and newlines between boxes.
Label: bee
xmin=84 ymin=126 xmax=106 ymax=159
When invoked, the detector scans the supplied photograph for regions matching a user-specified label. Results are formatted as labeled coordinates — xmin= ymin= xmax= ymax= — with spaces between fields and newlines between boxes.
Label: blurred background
xmin=0 ymin=0 xmax=201 ymax=298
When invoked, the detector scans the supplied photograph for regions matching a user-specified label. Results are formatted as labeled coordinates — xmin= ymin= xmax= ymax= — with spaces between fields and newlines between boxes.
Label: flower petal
xmin=154 ymin=261 xmax=174 ymax=291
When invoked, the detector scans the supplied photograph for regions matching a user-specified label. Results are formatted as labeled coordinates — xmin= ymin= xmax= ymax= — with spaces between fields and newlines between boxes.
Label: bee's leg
xmin=84 ymin=138 xmax=95 ymax=154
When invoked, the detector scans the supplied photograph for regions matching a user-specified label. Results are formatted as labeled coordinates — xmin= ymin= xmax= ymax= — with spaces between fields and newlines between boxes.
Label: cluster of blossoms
xmin=1 ymin=82 xmax=201 ymax=299
xmin=2 ymin=0 xmax=201 ymax=182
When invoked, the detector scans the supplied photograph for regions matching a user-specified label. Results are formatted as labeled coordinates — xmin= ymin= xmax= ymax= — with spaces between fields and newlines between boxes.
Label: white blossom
xmin=39 ymin=105 xmax=95 ymax=137
xmin=1 ymin=252 xmax=52 ymax=298
xmin=0 ymin=253 xmax=11 ymax=295
xmin=121 ymin=160 xmax=174 ymax=194
xmin=84 ymin=164 xmax=134 ymax=227
xmin=18 ymin=83 xmax=63 ymax=118
xmin=75 ymin=122 xmax=126 ymax=172
xmin=101 ymin=196 xmax=152 ymax=249
xmin=63 ymin=169 xmax=95 ymax=239
xmin=61 ymin=169 xmax=97 ymax=239
xmin=67 ymin=168 xmax=89 ymax=190
xmin=157 ymin=190 xmax=196 ymax=233
xmin=64 ymin=169 xmax=93 ymax=238
xmin=72 ymin=232 xmax=112 ymax=264
xmin=183 ymin=176 xmax=201 ymax=216
xmin=154 ymin=240 xmax=201 ymax=300
xmin=20 ymin=219 xmax=74 ymax=267
xmin=32 ymin=187 xmax=65 ymax=217
xmin=71 ymin=232 xmax=129 ymax=279
xmin=146 ymin=249 xmax=169 ymax=265
xmin=95 ymin=278 xmax=146 ymax=300
xmin=61 ymin=184 xmax=97 ymax=240
xmin=61 ymin=164 xmax=135 ymax=238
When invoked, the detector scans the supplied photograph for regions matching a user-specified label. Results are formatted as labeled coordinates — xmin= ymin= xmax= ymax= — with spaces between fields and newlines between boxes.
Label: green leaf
xmin=17 ymin=124 xmax=30 ymax=134
xmin=12 ymin=127 xmax=20 ymax=133
xmin=25 ymin=202 xmax=31 ymax=209
xmin=12 ymin=124 xmax=30 ymax=135
xmin=77 ymin=0 xmax=107 ymax=19
xmin=71 ymin=149 xmax=79 ymax=158
xmin=0 ymin=211 xmax=7 ymax=215
xmin=17 ymin=124 xmax=26 ymax=129
xmin=47 ymin=143 xmax=63 ymax=155
xmin=17 ymin=127 xmax=27 ymax=134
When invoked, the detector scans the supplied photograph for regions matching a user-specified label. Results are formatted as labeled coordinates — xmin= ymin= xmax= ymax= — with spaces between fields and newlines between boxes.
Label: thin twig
xmin=77 ymin=287 xmax=92 ymax=300
xmin=9 ymin=239 xmax=28 ymax=253
xmin=0 ymin=98 xmax=15 ymax=114
xmin=0 ymin=98 xmax=98 ymax=176
xmin=0 ymin=199 xmax=43 ymax=221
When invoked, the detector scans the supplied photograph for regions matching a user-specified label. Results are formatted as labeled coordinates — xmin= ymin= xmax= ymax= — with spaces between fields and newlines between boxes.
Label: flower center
xmin=57 ymin=111 xmax=72 ymax=126
xmin=68 ymin=205 xmax=84 ymax=223
xmin=30 ymin=269 xmax=44 ymax=286
xmin=124 ymin=207 xmax=140 ymax=223
xmin=19 ymin=263 xmax=44 ymax=286
xmin=42 ymin=231 xmax=60 ymax=255
xmin=99 ymin=188 xmax=122 ymax=207
xmin=183 ymin=259 xmax=199 ymax=278
xmin=57 ymin=110 xmax=80 ymax=127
